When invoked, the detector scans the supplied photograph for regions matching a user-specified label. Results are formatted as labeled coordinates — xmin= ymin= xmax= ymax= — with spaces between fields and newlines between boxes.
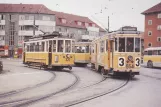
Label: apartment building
xmin=142 ymin=2 xmax=161 ymax=48
xmin=0 ymin=4 xmax=56 ymax=57
xmin=53 ymin=11 xmax=106 ymax=42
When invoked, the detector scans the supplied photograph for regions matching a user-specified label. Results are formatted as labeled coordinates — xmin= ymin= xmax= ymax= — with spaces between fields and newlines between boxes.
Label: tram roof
xmin=144 ymin=47 xmax=161 ymax=51
xmin=25 ymin=31 xmax=73 ymax=42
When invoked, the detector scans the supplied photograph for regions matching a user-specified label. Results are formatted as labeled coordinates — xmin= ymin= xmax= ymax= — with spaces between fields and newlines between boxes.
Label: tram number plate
xmin=126 ymin=64 xmax=134 ymax=68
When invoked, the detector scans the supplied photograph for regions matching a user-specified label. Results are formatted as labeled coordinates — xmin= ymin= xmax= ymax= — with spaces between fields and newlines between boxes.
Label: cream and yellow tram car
xmin=143 ymin=47 xmax=161 ymax=68
xmin=23 ymin=32 xmax=75 ymax=70
xmin=74 ymin=42 xmax=91 ymax=66
xmin=91 ymin=26 xmax=141 ymax=77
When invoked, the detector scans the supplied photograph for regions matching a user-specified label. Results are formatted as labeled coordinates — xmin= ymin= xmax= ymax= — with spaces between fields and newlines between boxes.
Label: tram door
xmin=48 ymin=40 xmax=52 ymax=65
xmin=108 ymin=40 xmax=114 ymax=69
xmin=95 ymin=43 xmax=98 ymax=63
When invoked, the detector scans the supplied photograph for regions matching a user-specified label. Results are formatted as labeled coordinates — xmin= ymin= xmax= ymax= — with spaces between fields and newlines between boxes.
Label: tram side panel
xmin=25 ymin=52 xmax=49 ymax=65
xmin=52 ymin=53 xmax=75 ymax=66
xmin=74 ymin=53 xmax=90 ymax=64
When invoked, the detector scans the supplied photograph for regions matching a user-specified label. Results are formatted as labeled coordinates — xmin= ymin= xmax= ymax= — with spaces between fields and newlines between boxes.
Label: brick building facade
xmin=142 ymin=2 xmax=161 ymax=49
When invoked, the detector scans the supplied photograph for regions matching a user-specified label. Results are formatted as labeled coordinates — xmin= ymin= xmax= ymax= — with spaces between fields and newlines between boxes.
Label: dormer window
xmin=77 ymin=21 xmax=82 ymax=26
xmin=62 ymin=19 xmax=66 ymax=24
xmin=85 ymin=23 xmax=89 ymax=27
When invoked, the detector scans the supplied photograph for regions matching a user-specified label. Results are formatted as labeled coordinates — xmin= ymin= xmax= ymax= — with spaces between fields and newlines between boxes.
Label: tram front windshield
xmin=116 ymin=37 xmax=141 ymax=52
xmin=75 ymin=45 xmax=89 ymax=53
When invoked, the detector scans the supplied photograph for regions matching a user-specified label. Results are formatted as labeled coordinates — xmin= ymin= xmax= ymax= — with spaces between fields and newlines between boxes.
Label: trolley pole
xmin=108 ymin=16 xmax=109 ymax=33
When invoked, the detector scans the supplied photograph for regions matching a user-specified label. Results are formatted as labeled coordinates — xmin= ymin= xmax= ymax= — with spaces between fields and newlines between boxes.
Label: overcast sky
xmin=2 ymin=0 xmax=161 ymax=31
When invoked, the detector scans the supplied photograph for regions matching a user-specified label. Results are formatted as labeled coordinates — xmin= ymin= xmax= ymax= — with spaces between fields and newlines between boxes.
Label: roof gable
xmin=0 ymin=4 xmax=54 ymax=14
xmin=142 ymin=2 xmax=161 ymax=14
xmin=52 ymin=11 xmax=106 ymax=32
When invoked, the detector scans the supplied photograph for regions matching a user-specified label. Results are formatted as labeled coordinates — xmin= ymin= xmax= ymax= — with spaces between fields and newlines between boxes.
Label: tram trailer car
xmin=74 ymin=42 xmax=91 ymax=66
xmin=91 ymin=26 xmax=142 ymax=77
xmin=23 ymin=32 xmax=75 ymax=70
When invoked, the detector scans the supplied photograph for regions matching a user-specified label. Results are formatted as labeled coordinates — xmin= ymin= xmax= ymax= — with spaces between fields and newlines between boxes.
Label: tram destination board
xmin=122 ymin=27 xmax=137 ymax=31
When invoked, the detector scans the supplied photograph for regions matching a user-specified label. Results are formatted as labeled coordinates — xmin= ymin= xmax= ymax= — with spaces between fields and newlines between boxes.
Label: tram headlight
xmin=55 ymin=56 xmax=59 ymax=63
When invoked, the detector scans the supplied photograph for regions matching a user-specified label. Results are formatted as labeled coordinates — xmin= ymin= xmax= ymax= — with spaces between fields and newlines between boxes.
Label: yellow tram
xmin=143 ymin=47 xmax=161 ymax=68
xmin=91 ymin=26 xmax=141 ymax=77
xmin=74 ymin=42 xmax=91 ymax=66
xmin=23 ymin=32 xmax=75 ymax=70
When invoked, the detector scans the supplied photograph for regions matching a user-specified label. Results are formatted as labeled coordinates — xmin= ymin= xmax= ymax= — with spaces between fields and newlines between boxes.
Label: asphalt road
xmin=0 ymin=59 xmax=161 ymax=107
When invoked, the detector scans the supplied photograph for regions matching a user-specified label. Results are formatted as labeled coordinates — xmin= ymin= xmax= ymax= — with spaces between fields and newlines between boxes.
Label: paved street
xmin=0 ymin=59 xmax=161 ymax=107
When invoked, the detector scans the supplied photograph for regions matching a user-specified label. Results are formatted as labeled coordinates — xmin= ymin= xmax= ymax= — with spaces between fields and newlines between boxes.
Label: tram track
xmin=60 ymin=77 xmax=130 ymax=107
xmin=0 ymin=71 xmax=79 ymax=107
xmin=0 ymin=71 xmax=56 ymax=98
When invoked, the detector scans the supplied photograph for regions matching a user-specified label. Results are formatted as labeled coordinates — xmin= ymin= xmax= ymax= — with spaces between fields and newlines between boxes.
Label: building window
xmin=148 ymin=20 xmax=152 ymax=25
xmin=19 ymin=15 xmax=25 ymax=20
xmin=0 ymin=25 xmax=5 ymax=30
xmin=20 ymin=26 xmax=25 ymax=30
xmin=157 ymin=25 xmax=161 ymax=30
xmin=0 ymin=15 xmax=5 ymax=20
xmin=148 ymin=31 xmax=152 ymax=36
xmin=77 ymin=21 xmax=82 ymax=26
xmin=148 ymin=43 xmax=152 ymax=47
xmin=157 ymin=37 xmax=161 ymax=42
xmin=158 ymin=13 xmax=161 ymax=18
xmin=62 ymin=19 xmax=66 ymax=23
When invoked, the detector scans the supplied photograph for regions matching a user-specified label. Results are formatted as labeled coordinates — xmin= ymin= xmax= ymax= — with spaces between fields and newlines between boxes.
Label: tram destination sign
xmin=122 ymin=27 xmax=137 ymax=31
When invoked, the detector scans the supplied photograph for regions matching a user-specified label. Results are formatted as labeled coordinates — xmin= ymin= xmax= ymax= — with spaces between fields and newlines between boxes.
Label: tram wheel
xmin=147 ymin=61 xmax=153 ymax=68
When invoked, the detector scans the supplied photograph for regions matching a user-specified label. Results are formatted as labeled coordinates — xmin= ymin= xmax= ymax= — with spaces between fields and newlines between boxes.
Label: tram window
xmin=32 ymin=43 xmax=36 ymax=52
xmin=148 ymin=50 xmax=152 ymax=55
xmin=75 ymin=46 xmax=81 ymax=53
xmin=158 ymin=50 xmax=161 ymax=55
xmin=27 ymin=45 xmax=30 ymax=52
xmin=30 ymin=43 xmax=32 ymax=52
xmin=115 ymin=38 xmax=118 ymax=51
xmin=39 ymin=42 xmax=42 ymax=52
xmin=57 ymin=40 xmax=64 ymax=52
xmin=100 ymin=41 xmax=104 ymax=53
xmin=72 ymin=41 xmax=75 ymax=53
xmin=82 ymin=46 xmax=86 ymax=53
xmin=91 ymin=45 xmax=94 ymax=53
xmin=65 ymin=40 xmax=71 ymax=53
xmin=119 ymin=38 xmax=125 ymax=52
xmin=42 ymin=42 xmax=45 ymax=52
xmin=106 ymin=40 xmax=108 ymax=51
xmin=86 ymin=46 xmax=89 ymax=53
xmin=53 ymin=40 xmax=56 ymax=52
xmin=126 ymin=38 xmax=134 ymax=52
xmin=152 ymin=50 xmax=158 ymax=55
xmin=46 ymin=41 xmax=48 ymax=52
xmin=35 ymin=42 xmax=39 ymax=52
xmin=144 ymin=51 xmax=148 ymax=55
xmin=135 ymin=38 xmax=140 ymax=52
